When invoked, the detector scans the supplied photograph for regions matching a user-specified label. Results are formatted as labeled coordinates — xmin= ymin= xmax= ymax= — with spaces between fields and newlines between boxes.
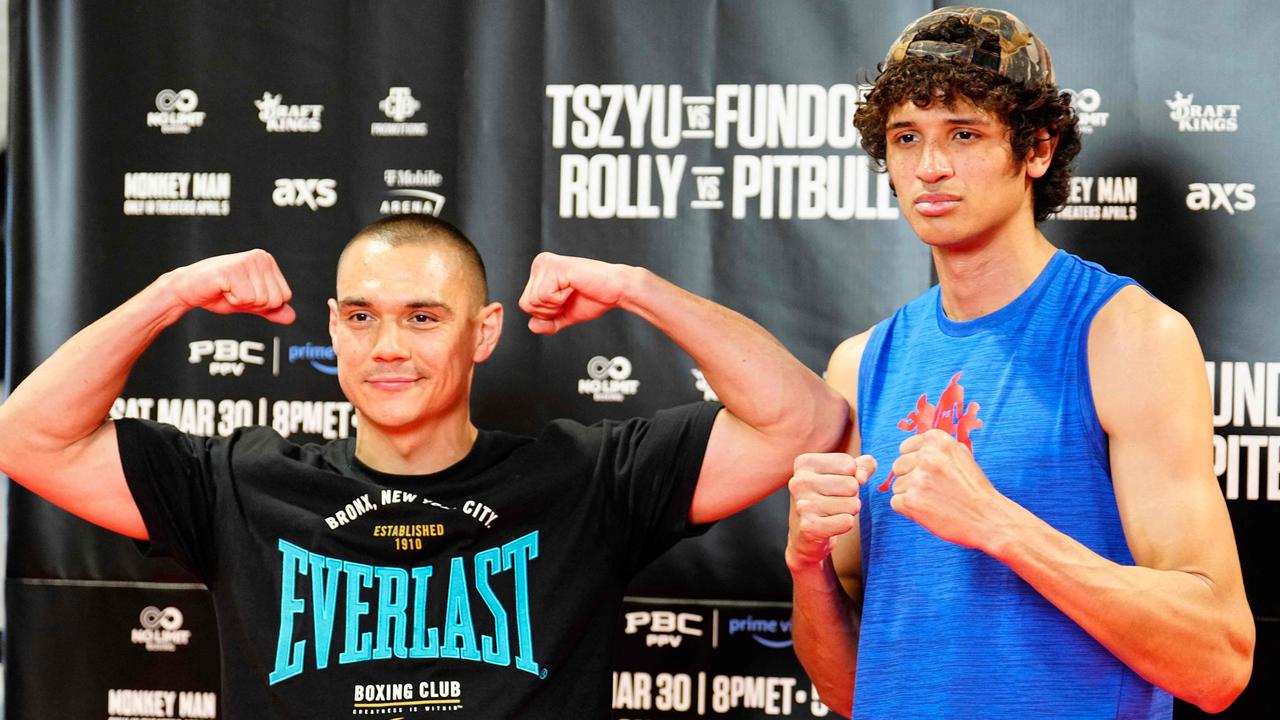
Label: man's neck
xmin=932 ymin=228 xmax=1057 ymax=322
xmin=353 ymin=414 xmax=479 ymax=476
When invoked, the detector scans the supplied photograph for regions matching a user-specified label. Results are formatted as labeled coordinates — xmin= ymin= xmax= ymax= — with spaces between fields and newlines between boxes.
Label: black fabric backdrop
xmin=4 ymin=1 xmax=1276 ymax=717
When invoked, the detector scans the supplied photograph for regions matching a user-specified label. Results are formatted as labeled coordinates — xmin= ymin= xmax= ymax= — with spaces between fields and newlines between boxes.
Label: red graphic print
xmin=878 ymin=372 xmax=983 ymax=492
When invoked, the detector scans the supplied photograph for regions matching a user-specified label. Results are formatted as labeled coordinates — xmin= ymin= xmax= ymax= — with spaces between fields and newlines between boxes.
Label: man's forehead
xmin=335 ymin=236 xmax=481 ymax=306
xmin=888 ymin=97 xmax=999 ymax=125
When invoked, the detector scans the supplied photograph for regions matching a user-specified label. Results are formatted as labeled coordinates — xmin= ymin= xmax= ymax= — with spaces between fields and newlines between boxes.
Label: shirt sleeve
xmin=114 ymin=418 xmax=222 ymax=579
xmin=599 ymin=401 xmax=723 ymax=573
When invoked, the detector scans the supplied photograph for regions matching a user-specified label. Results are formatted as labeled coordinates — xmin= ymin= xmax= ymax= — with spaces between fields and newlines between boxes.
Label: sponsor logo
xmin=147 ymin=89 xmax=206 ymax=135
xmin=371 ymin=86 xmax=428 ymax=136
xmin=270 ymin=533 xmax=543 ymax=685
xmin=254 ymin=92 xmax=324 ymax=133
xmin=1054 ymin=176 xmax=1138 ymax=222
xmin=1064 ymin=87 xmax=1109 ymax=134
xmin=1186 ymin=182 xmax=1255 ymax=214
xmin=273 ymin=178 xmax=338 ymax=210
xmin=623 ymin=610 xmax=704 ymax=648
xmin=1166 ymin=91 xmax=1239 ymax=132
xmin=131 ymin=606 xmax=191 ymax=652
xmin=288 ymin=341 xmax=338 ymax=375
xmin=380 ymin=168 xmax=446 ymax=216
xmin=578 ymin=355 xmax=640 ymax=402
xmin=691 ymin=368 xmax=719 ymax=401
xmin=188 ymin=339 xmax=265 ymax=376
xmin=727 ymin=614 xmax=793 ymax=649
xmin=108 ymin=689 xmax=217 ymax=718
xmin=123 ymin=172 xmax=231 ymax=217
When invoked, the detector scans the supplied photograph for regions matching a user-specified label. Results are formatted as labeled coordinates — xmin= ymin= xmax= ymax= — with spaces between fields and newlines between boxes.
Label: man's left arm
xmin=888 ymin=285 xmax=1254 ymax=712
xmin=520 ymin=252 xmax=849 ymax=524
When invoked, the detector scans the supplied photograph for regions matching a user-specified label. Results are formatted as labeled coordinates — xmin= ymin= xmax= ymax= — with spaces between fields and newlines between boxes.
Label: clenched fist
xmin=168 ymin=249 xmax=296 ymax=324
xmin=786 ymin=452 xmax=877 ymax=571
xmin=518 ymin=252 xmax=633 ymax=334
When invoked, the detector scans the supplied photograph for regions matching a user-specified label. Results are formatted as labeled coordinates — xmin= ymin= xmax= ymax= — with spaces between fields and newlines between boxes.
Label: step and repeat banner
xmin=4 ymin=1 xmax=1277 ymax=718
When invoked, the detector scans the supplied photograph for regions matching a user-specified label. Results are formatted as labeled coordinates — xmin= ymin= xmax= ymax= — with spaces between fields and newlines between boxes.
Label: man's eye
xmin=954 ymin=130 xmax=976 ymax=140
xmin=412 ymin=314 xmax=436 ymax=324
xmin=349 ymin=312 xmax=370 ymax=322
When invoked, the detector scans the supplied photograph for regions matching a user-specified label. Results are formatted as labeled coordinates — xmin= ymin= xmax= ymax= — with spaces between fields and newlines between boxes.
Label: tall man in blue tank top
xmin=785 ymin=7 xmax=1255 ymax=718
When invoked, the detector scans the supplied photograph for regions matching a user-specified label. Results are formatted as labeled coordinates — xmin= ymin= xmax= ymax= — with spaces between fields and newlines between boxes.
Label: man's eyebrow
xmin=888 ymin=116 xmax=991 ymax=130
xmin=337 ymin=297 xmax=454 ymax=313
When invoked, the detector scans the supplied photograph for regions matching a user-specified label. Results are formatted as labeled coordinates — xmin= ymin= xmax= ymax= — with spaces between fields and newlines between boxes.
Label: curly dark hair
xmin=854 ymin=20 xmax=1081 ymax=222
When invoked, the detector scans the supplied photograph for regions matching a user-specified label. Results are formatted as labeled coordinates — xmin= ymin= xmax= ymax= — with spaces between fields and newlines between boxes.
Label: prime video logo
xmin=728 ymin=614 xmax=793 ymax=649
xmin=289 ymin=342 xmax=337 ymax=375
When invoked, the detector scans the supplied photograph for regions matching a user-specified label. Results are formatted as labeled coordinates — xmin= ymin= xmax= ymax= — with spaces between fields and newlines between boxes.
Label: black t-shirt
xmin=116 ymin=402 xmax=721 ymax=719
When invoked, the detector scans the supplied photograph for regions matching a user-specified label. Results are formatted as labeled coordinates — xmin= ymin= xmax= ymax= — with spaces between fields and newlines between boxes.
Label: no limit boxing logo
xmin=147 ymin=89 xmax=205 ymax=135
xmin=579 ymin=355 xmax=640 ymax=403
xmin=131 ymin=606 xmax=192 ymax=652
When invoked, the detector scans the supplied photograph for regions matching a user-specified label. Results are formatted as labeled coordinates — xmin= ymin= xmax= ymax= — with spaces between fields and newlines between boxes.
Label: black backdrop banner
xmin=4 ymin=1 xmax=1277 ymax=718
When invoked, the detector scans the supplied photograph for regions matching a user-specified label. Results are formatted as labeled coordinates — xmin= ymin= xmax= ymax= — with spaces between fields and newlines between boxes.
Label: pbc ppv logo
xmin=1186 ymin=183 xmax=1256 ymax=215
xmin=147 ymin=89 xmax=206 ymax=135
xmin=131 ymin=606 xmax=191 ymax=652
xmin=1063 ymin=88 xmax=1109 ymax=134
xmin=372 ymin=87 xmax=429 ymax=137
xmin=273 ymin=178 xmax=337 ymax=210
xmin=579 ymin=355 xmax=640 ymax=402
xmin=189 ymin=339 xmax=266 ymax=376
xmin=623 ymin=610 xmax=704 ymax=648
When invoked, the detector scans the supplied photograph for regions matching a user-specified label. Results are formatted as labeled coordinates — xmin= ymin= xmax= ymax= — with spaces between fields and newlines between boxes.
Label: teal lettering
xmin=373 ymin=566 xmax=410 ymax=660
xmin=474 ymin=547 xmax=510 ymax=666
xmin=441 ymin=557 xmax=481 ymax=661
xmin=269 ymin=540 xmax=308 ymax=684
xmin=338 ymin=562 xmax=374 ymax=664
xmin=409 ymin=565 xmax=439 ymax=658
xmin=503 ymin=531 xmax=541 ymax=676
xmin=309 ymin=554 xmax=343 ymax=670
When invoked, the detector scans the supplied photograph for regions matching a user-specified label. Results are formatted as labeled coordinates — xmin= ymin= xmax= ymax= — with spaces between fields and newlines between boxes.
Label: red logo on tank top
xmin=879 ymin=371 xmax=983 ymax=491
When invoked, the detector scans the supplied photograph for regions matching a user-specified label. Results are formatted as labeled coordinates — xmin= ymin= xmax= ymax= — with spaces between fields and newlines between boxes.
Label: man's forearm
xmin=985 ymin=499 xmax=1254 ymax=712
xmin=790 ymin=560 xmax=859 ymax=718
xmin=0 ymin=274 xmax=188 ymax=457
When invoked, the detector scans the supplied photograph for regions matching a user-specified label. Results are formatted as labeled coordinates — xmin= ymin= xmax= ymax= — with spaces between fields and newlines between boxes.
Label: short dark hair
xmin=854 ymin=17 xmax=1081 ymax=222
xmin=342 ymin=214 xmax=488 ymax=303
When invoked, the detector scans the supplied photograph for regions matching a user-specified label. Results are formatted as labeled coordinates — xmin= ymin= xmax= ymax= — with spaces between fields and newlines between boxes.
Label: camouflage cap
xmin=883 ymin=6 xmax=1054 ymax=90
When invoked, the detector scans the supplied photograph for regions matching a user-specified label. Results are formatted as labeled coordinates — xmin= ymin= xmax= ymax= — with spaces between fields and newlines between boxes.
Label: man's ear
xmin=1025 ymin=128 xmax=1057 ymax=179
xmin=473 ymin=302 xmax=504 ymax=363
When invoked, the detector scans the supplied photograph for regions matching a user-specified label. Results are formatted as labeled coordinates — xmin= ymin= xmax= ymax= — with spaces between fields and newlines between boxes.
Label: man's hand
xmin=518 ymin=252 xmax=632 ymax=334
xmin=786 ymin=452 xmax=877 ymax=571
xmin=888 ymin=428 xmax=1010 ymax=549
xmin=168 ymin=249 xmax=296 ymax=324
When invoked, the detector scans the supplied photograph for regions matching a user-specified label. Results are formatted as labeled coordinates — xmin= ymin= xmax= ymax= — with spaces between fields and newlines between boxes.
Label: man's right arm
xmin=0 ymin=249 xmax=294 ymax=539
xmin=786 ymin=332 xmax=874 ymax=718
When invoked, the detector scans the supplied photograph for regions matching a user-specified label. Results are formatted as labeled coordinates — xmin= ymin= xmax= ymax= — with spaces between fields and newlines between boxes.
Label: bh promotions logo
xmin=578 ymin=355 xmax=639 ymax=402
xmin=147 ymin=88 xmax=205 ymax=134
xmin=372 ymin=86 xmax=428 ymax=137
xmin=131 ymin=605 xmax=192 ymax=652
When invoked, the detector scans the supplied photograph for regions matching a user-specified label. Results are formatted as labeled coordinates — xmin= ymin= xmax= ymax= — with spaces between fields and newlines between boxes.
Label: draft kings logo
xmin=879 ymin=371 xmax=982 ymax=492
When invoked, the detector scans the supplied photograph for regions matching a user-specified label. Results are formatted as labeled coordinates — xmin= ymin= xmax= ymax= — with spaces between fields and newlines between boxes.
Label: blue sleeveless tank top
xmin=852 ymin=250 xmax=1172 ymax=719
